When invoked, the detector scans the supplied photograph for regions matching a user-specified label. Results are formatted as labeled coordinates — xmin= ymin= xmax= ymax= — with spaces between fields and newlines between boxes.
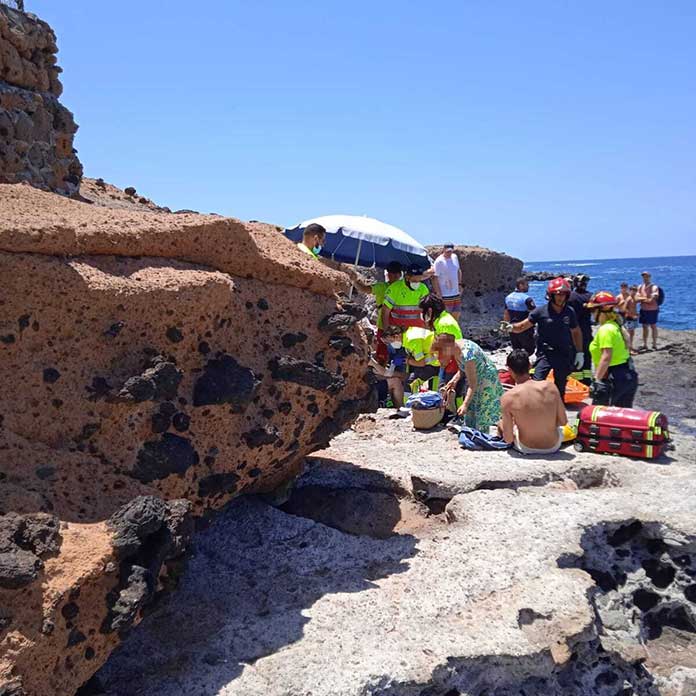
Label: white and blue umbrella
xmin=284 ymin=214 xmax=431 ymax=270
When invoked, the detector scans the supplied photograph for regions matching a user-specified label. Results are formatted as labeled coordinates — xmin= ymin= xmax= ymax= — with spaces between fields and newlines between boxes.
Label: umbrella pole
xmin=348 ymin=239 xmax=363 ymax=300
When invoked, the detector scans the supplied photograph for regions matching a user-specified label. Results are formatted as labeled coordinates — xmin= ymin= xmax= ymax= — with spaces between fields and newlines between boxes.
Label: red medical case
xmin=575 ymin=405 xmax=669 ymax=459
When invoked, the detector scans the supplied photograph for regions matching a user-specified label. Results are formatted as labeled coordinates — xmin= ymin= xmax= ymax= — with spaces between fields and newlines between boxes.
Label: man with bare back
xmin=499 ymin=349 xmax=567 ymax=455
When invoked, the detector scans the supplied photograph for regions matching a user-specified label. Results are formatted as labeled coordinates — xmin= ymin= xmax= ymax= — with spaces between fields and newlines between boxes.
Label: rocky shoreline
xmin=91 ymin=329 xmax=696 ymax=696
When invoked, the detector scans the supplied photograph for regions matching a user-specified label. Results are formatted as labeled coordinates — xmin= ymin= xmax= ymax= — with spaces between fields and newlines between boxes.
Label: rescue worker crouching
xmin=510 ymin=277 xmax=584 ymax=401
xmin=586 ymin=291 xmax=639 ymax=408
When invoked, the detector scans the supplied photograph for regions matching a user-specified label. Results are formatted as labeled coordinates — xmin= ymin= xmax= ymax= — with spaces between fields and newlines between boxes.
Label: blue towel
xmin=458 ymin=426 xmax=511 ymax=451
xmin=406 ymin=390 xmax=443 ymax=410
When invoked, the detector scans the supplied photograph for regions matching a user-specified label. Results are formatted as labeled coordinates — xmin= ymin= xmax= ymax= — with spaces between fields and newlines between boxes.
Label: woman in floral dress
xmin=433 ymin=333 xmax=503 ymax=431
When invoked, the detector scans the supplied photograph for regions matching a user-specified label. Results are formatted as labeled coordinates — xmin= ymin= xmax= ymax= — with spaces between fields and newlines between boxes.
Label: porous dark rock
xmin=132 ymin=435 xmax=200 ymax=483
xmin=106 ymin=497 xmax=169 ymax=560
xmin=319 ymin=313 xmax=359 ymax=333
xmin=192 ymin=354 xmax=258 ymax=409
xmin=117 ymin=357 xmax=182 ymax=403
xmin=269 ymin=356 xmax=346 ymax=393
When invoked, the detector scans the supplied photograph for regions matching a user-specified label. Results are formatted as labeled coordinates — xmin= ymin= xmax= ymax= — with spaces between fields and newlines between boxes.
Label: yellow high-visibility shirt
xmin=403 ymin=327 xmax=439 ymax=367
xmin=383 ymin=279 xmax=429 ymax=328
xmin=433 ymin=311 xmax=463 ymax=340
xmin=297 ymin=242 xmax=318 ymax=259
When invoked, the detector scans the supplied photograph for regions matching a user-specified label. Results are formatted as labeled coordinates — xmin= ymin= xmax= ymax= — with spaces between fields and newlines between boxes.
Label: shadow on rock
xmin=89 ymin=496 xmax=419 ymax=695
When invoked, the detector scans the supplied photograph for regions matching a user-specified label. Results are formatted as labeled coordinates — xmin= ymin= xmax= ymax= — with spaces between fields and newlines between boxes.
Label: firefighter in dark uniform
xmin=509 ymin=277 xmax=584 ymax=400
xmin=568 ymin=273 xmax=593 ymax=384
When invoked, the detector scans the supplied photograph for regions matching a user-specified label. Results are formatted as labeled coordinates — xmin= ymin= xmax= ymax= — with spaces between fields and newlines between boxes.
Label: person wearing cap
xmin=431 ymin=244 xmax=463 ymax=319
xmin=297 ymin=223 xmax=326 ymax=260
xmin=382 ymin=263 xmax=430 ymax=330
xmin=503 ymin=277 xmax=536 ymax=356
xmin=568 ymin=274 xmax=593 ymax=384
xmin=636 ymin=271 xmax=660 ymax=351
xmin=509 ymin=277 xmax=583 ymax=400
xmin=587 ymin=291 xmax=638 ymax=407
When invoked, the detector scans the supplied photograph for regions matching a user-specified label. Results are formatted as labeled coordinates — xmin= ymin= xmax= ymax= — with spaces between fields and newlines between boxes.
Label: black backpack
xmin=657 ymin=286 xmax=665 ymax=306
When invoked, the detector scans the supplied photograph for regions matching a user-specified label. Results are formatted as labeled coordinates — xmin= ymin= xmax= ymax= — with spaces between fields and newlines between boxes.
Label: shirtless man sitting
xmin=499 ymin=349 xmax=567 ymax=455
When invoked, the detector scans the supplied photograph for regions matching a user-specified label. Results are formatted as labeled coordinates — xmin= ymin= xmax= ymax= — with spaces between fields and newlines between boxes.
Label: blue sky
xmin=32 ymin=1 xmax=696 ymax=262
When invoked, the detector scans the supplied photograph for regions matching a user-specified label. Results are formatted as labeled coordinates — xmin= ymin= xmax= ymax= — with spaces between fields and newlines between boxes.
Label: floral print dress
xmin=459 ymin=339 xmax=504 ymax=431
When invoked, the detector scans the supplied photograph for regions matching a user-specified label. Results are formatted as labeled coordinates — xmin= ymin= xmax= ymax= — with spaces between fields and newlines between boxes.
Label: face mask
xmin=390 ymin=341 xmax=402 ymax=349
xmin=409 ymin=281 xmax=421 ymax=290
xmin=312 ymin=245 xmax=322 ymax=254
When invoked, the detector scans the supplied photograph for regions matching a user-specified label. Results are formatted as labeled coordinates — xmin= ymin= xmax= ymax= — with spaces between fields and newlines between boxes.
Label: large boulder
xmin=427 ymin=244 xmax=523 ymax=345
xmin=0 ymin=183 xmax=373 ymax=695
xmin=0 ymin=5 xmax=82 ymax=195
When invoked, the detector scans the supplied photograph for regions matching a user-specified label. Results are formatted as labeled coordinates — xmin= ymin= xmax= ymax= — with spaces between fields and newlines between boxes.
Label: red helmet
xmin=585 ymin=291 xmax=618 ymax=309
xmin=547 ymin=277 xmax=571 ymax=294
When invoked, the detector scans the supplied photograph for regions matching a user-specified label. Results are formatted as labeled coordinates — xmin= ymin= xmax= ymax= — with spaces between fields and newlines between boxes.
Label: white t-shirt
xmin=433 ymin=253 xmax=460 ymax=296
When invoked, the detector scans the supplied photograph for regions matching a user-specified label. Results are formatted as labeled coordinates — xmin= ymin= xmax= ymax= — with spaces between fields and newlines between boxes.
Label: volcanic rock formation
xmin=0 ymin=183 xmax=374 ymax=695
xmin=427 ymin=245 xmax=523 ymax=345
xmin=0 ymin=5 xmax=82 ymax=194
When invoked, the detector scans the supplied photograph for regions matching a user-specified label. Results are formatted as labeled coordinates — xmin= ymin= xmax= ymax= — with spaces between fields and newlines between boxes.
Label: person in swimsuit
xmin=636 ymin=271 xmax=660 ymax=351
xmin=617 ymin=282 xmax=639 ymax=354
xmin=499 ymin=349 xmax=567 ymax=455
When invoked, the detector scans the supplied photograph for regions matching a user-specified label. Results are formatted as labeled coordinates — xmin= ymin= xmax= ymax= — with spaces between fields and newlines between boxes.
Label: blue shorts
xmin=624 ymin=318 xmax=638 ymax=331
xmin=639 ymin=309 xmax=659 ymax=325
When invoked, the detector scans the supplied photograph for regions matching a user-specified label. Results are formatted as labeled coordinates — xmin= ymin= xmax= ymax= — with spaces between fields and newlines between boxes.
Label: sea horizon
xmin=522 ymin=254 xmax=696 ymax=331
xmin=524 ymin=253 xmax=695 ymax=266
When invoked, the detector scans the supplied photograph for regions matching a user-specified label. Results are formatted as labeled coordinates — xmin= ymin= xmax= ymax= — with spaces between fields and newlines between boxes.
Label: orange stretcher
xmin=498 ymin=369 xmax=590 ymax=405
xmin=548 ymin=371 xmax=590 ymax=404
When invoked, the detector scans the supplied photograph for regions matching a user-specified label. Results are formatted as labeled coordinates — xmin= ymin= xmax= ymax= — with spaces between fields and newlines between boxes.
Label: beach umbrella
xmin=284 ymin=214 xmax=431 ymax=270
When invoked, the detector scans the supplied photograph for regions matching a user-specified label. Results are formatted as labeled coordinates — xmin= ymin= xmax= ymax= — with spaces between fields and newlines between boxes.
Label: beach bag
xmin=657 ymin=286 xmax=665 ymax=306
xmin=575 ymin=405 xmax=669 ymax=459
xmin=407 ymin=390 xmax=445 ymax=430
xmin=458 ymin=427 xmax=511 ymax=451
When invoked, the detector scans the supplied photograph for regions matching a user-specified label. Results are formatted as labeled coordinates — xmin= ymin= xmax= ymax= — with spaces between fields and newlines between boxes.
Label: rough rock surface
xmin=0 ymin=183 xmax=373 ymax=695
xmin=0 ymin=6 xmax=82 ymax=194
xmin=96 ymin=337 xmax=696 ymax=695
xmin=77 ymin=178 xmax=169 ymax=213
xmin=427 ymin=245 xmax=523 ymax=347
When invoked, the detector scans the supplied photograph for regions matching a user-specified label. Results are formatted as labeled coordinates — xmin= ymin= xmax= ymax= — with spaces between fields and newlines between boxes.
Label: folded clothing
xmin=458 ymin=427 xmax=511 ymax=451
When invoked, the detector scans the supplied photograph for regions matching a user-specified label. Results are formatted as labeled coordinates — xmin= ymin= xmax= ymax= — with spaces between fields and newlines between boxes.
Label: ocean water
xmin=523 ymin=255 xmax=696 ymax=331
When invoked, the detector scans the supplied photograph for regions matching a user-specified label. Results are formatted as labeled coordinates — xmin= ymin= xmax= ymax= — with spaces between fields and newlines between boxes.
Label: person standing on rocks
xmin=431 ymin=243 xmax=463 ymax=319
xmin=586 ymin=291 xmax=639 ymax=407
xmin=503 ymin=277 xmax=536 ymax=356
xmin=510 ymin=277 xmax=584 ymax=401
xmin=297 ymin=223 xmax=326 ymax=259
xmin=568 ymin=274 xmax=593 ymax=384
xmin=499 ymin=349 xmax=567 ymax=455
xmin=616 ymin=283 xmax=639 ymax=354
xmin=636 ymin=271 xmax=660 ymax=351
xmin=382 ymin=263 xmax=430 ymax=329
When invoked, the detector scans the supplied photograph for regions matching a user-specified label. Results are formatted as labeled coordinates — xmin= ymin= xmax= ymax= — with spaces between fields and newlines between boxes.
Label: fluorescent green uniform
xmin=403 ymin=327 xmax=439 ymax=367
xmin=372 ymin=281 xmax=389 ymax=330
xmin=383 ymin=279 xmax=429 ymax=327
xmin=589 ymin=321 xmax=630 ymax=368
xmin=297 ymin=242 xmax=318 ymax=259
xmin=433 ymin=311 xmax=463 ymax=340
